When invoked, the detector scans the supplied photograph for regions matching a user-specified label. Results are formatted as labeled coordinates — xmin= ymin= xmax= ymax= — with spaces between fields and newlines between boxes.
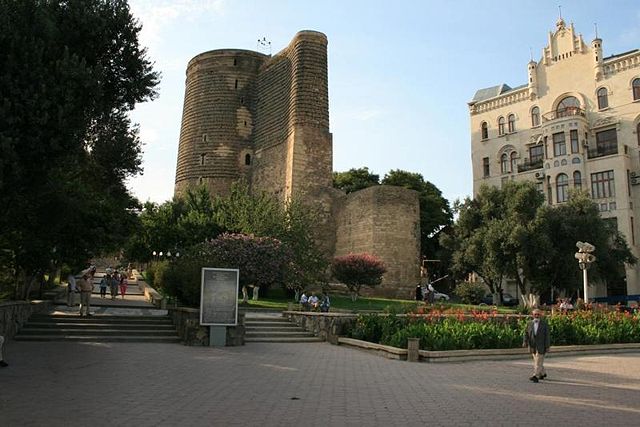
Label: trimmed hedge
xmin=348 ymin=310 xmax=640 ymax=351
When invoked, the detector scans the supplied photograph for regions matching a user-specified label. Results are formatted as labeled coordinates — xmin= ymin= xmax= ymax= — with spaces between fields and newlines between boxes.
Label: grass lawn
xmin=240 ymin=288 xmax=518 ymax=314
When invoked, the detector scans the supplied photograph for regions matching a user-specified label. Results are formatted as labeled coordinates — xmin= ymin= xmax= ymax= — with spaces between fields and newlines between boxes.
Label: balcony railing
xmin=517 ymin=158 xmax=544 ymax=173
xmin=541 ymin=107 xmax=586 ymax=122
xmin=587 ymin=142 xmax=618 ymax=159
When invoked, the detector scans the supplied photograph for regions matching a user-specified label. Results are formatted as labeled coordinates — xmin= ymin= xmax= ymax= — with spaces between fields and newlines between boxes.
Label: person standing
xmin=0 ymin=335 xmax=8 ymax=367
xmin=109 ymin=271 xmax=119 ymax=300
xmin=99 ymin=273 xmax=109 ymax=299
xmin=77 ymin=270 xmax=94 ymax=317
xmin=119 ymin=274 xmax=128 ymax=299
xmin=67 ymin=271 xmax=77 ymax=307
xmin=427 ymin=282 xmax=435 ymax=303
xmin=415 ymin=283 xmax=423 ymax=302
xmin=523 ymin=309 xmax=551 ymax=382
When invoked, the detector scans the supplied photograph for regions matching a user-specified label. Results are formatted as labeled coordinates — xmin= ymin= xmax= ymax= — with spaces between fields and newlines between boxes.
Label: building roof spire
xmin=556 ymin=5 xmax=566 ymax=30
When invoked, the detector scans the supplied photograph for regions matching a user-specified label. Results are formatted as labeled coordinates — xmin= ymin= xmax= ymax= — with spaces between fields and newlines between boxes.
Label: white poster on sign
xmin=200 ymin=268 xmax=239 ymax=326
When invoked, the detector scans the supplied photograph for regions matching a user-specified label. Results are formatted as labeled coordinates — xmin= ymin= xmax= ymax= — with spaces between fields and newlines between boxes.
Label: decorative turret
xmin=527 ymin=59 xmax=538 ymax=99
xmin=592 ymin=37 xmax=603 ymax=80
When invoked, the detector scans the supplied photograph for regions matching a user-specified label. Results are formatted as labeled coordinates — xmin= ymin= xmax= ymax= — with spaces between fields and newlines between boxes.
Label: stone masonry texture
xmin=174 ymin=31 xmax=420 ymax=293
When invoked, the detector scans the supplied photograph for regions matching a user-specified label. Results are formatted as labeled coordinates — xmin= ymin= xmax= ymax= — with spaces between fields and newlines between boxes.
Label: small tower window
xmin=235 ymin=79 xmax=238 ymax=89
xmin=531 ymin=107 xmax=540 ymax=127
xmin=202 ymin=134 xmax=207 ymax=143
xmin=597 ymin=87 xmax=609 ymax=109
xmin=198 ymin=177 xmax=204 ymax=185
xmin=233 ymin=58 xmax=237 ymax=66
xmin=200 ymin=154 xmax=206 ymax=166
xmin=240 ymin=97 xmax=244 ymax=105
xmin=245 ymin=154 xmax=252 ymax=166
xmin=633 ymin=78 xmax=640 ymax=101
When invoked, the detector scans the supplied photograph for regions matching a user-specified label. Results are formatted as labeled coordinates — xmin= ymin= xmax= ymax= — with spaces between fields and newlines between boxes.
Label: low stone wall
xmin=169 ymin=306 xmax=245 ymax=346
xmin=0 ymin=300 xmax=52 ymax=339
xmin=282 ymin=311 xmax=357 ymax=344
xmin=132 ymin=272 xmax=165 ymax=309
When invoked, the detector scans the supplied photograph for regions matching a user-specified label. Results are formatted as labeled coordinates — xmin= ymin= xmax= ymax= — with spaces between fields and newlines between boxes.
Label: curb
xmin=337 ymin=337 xmax=640 ymax=363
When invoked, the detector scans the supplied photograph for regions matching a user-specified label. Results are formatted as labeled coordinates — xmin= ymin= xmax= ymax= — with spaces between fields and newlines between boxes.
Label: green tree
xmin=331 ymin=253 xmax=387 ymax=301
xmin=0 ymin=0 xmax=159 ymax=298
xmin=442 ymin=181 xmax=544 ymax=300
xmin=530 ymin=190 xmax=636 ymax=298
xmin=332 ymin=167 xmax=380 ymax=194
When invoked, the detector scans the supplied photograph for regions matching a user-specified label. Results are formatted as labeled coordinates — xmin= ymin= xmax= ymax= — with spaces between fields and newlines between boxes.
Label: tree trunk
xmin=241 ymin=286 xmax=249 ymax=303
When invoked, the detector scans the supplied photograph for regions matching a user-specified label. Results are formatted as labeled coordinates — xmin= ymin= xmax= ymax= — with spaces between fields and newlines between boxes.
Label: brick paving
xmin=1 ymin=340 xmax=639 ymax=426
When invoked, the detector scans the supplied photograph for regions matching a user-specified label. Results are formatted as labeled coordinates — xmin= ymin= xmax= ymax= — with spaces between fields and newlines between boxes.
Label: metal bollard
xmin=407 ymin=337 xmax=420 ymax=362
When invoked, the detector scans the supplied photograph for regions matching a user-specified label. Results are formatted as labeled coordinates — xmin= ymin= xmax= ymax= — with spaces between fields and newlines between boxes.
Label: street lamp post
xmin=575 ymin=241 xmax=596 ymax=303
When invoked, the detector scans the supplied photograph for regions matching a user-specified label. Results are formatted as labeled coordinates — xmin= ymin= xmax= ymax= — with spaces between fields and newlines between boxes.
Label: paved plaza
xmin=1 ymin=339 xmax=639 ymax=426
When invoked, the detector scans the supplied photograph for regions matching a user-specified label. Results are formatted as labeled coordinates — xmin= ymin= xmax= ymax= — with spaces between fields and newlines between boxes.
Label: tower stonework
xmin=175 ymin=31 xmax=420 ymax=297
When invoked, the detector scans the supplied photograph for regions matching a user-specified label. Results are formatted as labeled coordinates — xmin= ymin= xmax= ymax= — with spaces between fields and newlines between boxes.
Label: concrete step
xmin=16 ymin=313 xmax=180 ymax=344
xmin=18 ymin=328 xmax=177 ymax=336
xmin=245 ymin=337 xmax=323 ymax=343
xmin=20 ymin=322 xmax=175 ymax=330
xmin=245 ymin=331 xmax=315 ymax=338
xmin=244 ymin=326 xmax=302 ymax=332
xmin=14 ymin=335 xmax=181 ymax=343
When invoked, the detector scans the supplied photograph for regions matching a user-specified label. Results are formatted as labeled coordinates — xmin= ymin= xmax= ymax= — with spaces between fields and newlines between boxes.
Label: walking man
xmin=77 ymin=269 xmax=94 ymax=317
xmin=523 ymin=309 xmax=550 ymax=382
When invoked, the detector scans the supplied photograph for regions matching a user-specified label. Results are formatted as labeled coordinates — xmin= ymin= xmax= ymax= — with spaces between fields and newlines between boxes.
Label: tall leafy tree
xmin=530 ymin=190 xmax=636 ymax=298
xmin=332 ymin=167 xmax=380 ymax=194
xmin=0 ymin=0 xmax=159 ymax=298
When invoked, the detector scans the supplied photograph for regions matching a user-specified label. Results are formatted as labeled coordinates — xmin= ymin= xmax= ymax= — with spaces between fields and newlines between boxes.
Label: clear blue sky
xmin=126 ymin=0 xmax=640 ymax=205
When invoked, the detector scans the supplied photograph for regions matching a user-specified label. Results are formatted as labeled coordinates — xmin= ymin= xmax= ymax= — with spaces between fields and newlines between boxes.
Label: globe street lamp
xmin=575 ymin=241 xmax=596 ymax=303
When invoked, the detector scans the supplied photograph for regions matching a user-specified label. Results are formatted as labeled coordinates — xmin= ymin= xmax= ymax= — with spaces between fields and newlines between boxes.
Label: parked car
xmin=481 ymin=293 xmax=518 ymax=306
xmin=433 ymin=291 xmax=450 ymax=301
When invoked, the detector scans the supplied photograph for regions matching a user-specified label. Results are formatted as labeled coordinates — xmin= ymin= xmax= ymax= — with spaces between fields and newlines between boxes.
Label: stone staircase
xmin=14 ymin=313 xmax=180 ymax=343
xmin=244 ymin=314 xmax=322 ymax=343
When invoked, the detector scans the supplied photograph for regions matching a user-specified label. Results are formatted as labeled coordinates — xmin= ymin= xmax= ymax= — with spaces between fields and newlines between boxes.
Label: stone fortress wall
xmin=174 ymin=31 xmax=420 ymax=297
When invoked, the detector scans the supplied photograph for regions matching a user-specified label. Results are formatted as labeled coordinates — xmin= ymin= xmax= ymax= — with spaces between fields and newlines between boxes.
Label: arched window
xmin=508 ymin=114 xmax=516 ymax=133
xmin=481 ymin=122 xmax=488 ymax=139
xmin=498 ymin=117 xmax=505 ymax=136
xmin=633 ymin=78 xmax=640 ymax=101
xmin=556 ymin=96 xmax=580 ymax=118
xmin=573 ymin=171 xmax=582 ymax=190
xmin=556 ymin=173 xmax=569 ymax=203
xmin=245 ymin=153 xmax=252 ymax=165
xmin=501 ymin=153 xmax=509 ymax=174
xmin=510 ymin=152 xmax=517 ymax=173
xmin=597 ymin=87 xmax=609 ymax=109
xmin=531 ymin=106 xmax=540 ymax=127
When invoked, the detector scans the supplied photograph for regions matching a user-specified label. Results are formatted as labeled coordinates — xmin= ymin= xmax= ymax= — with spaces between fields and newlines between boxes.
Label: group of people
xmin=66 ymin=265 xmax=132 ymax=316
xmin=99 ymin=267 xmax=128 ymax=300
xmin=299 ymin=291 xmax=330 ymax=312
xmin=415 ymin=282 xmax=435 ymax=303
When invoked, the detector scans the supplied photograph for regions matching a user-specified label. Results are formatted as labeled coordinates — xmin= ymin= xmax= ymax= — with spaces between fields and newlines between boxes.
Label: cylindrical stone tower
xmin=174 ymin=49 xmax=268 ymax=198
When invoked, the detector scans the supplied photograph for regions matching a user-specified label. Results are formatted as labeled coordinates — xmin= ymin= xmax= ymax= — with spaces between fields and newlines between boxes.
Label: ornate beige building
xmin=174 ymin=31 xmax=421 ymax=296
xmin=469 ymin=18 xmax=640 ymax=299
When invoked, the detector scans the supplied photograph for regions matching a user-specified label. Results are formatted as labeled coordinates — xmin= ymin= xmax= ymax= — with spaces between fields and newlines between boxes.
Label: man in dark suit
xmin=523 ymin=309 xmax=550 ymax=382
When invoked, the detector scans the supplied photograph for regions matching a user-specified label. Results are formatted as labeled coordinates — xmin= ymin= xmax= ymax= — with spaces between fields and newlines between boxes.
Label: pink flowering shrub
xmin=331 ymin=253 xmax=386 ymax=300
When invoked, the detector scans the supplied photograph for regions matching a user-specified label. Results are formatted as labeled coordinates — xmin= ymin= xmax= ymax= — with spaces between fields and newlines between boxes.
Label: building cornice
xmin=468 ymin=86 xmax=529 ymax=115
xmin=602 ymin=50 xmax=640 ymax=78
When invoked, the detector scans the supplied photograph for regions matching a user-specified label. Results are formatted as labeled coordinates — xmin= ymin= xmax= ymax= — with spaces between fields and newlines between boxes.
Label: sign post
xmin=200 ymin=268 xmax=239 ymax=347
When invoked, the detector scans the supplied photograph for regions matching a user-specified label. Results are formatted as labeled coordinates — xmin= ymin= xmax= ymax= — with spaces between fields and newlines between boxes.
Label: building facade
xmin=469 ymin=18 xmax=640 ymax=298
xmin=174 ymin=31 xmax=421 ymax=297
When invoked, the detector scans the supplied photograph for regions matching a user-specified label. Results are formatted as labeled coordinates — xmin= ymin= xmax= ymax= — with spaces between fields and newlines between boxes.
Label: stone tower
xmin=174 ymin=31 xmax=421 ymax=297
xmin=174 ymin=30 xmax=332 ymax=204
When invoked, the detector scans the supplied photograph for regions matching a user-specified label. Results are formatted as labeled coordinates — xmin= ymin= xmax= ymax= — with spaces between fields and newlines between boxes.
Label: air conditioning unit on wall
xmin=534 ymin=171 xmax=545 ymax=180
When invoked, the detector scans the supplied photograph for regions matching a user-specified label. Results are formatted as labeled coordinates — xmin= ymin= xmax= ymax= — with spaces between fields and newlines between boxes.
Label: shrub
xmin=331 ymin=253 xmax=386 ymax=301
xmin=453 ymin=282 xmax=486 ymax=304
